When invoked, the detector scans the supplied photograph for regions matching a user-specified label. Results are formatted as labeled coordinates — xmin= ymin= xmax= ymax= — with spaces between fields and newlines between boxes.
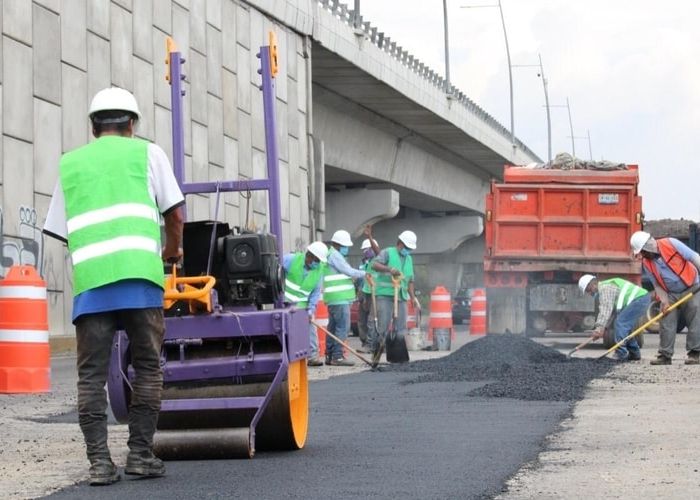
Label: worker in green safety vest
xmin=283 ymin=241 xmax=329 ymax=367
xmin=578 ymin=275 xmax=651 ymax=361
xmin=369 ymin=230 xmax=420 ymax=361
xmin=43 ymin=87 xmax=184 ymax=485
xmin=357 ymin=225 xmax=381 ymax=352
xmin=322 ymin=229 xmax=373 ymax=366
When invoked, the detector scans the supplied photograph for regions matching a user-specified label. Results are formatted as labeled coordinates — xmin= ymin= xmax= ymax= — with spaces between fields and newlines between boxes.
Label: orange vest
xmin=642 ymin=238 xmax=698 ymax=292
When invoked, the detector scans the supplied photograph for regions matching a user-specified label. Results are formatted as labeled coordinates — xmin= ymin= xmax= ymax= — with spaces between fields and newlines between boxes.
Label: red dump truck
xmin=484 ymin=165 xmax=643 ymax=340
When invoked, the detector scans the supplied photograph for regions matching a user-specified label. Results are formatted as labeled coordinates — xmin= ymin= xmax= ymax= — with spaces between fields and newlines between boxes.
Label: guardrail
xmin=317 ymin=0 xmax=540 ymax=161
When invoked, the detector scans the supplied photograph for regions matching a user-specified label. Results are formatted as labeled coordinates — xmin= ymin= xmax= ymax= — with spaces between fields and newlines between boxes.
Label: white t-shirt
xmin=44 ymin=143 xmax=185 ymax=242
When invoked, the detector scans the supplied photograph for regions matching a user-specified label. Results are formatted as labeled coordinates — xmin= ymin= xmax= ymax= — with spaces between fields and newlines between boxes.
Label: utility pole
xmin=550 ymin=98 xmax=575 ymax=159
xmin=443 ymin=0 xmax=452 ymax=95
xmin=511 ymin=53 xmax=551 ymax=163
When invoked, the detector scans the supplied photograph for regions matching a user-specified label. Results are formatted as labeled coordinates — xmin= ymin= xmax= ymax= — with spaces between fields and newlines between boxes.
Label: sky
xmin=359 ymin=0 xmax=700 ymax=220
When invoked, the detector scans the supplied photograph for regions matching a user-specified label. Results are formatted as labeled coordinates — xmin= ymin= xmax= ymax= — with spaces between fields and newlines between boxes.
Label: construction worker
xmin=369 ymin=230 xmax=420 ymax=360
xmin=43 ymin=88 xmax=185 ymax=485
xmin=357 ymin=229 xmax=381 ymax=353
xmin=578 ymin=275 xmax=650 ymax=361
xmin=323 ymin=230 xmax=372 ymax=366
xmin=283 ymin=241 xmax=329 ymax=367
xmin=631 ymin=231 xmax=700 ymax=365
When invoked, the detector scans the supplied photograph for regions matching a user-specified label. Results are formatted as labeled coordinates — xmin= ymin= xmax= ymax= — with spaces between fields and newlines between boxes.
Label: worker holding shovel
xmin=578 ymin=275 xmax=650 ymax=361
xmin=631 ymin=231 xmax=700 ymax=365
xmin=368 ymin=230 xmax=419 ymax=364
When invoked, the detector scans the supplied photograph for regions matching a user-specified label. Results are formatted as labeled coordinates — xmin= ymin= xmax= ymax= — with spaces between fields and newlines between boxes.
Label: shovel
xmin=597 ymin=287 xmax=699 ymax=360
xmin=311 ymin=320 xmax=374 ymax=368
xmin=566 ymin=333 xmax=599 ymax=358
xmin=370 ymin=285 xmax=384 ymax=370
xmin=385 ymin=277 xmax=409 ymax=364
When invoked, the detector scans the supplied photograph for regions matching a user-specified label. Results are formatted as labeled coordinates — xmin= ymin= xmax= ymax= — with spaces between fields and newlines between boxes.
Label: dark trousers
xmin=75 ymin=308 xmax=164 ymax=462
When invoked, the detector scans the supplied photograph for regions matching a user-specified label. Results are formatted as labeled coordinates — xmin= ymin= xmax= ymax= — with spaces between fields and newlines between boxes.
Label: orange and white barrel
xmin=428 ymin=285 xmax=453 ymax=342
xmin=469 ymin=288 xmax=487 ymax=336
xmin=0 ymin=266 xmax=50 ymax=393
xmin=315 ymin=299 xmax=328 ymax=357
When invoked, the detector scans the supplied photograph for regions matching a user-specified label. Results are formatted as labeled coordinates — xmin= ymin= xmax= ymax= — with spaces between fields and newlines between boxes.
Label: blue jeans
xmin=309 ymin=321 xmax=319 ymax=359
xmin=614 ymin=294 xmax=651 ymax=356
xmin=326 ymin=303 xmax=350 ymax=360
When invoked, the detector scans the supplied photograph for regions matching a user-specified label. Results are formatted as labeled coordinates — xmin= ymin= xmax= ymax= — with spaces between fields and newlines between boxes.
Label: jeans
xmin=659 ymin=289 xmax=700 ymax=357
xmin=75 ymin=308 xmax=164 ymax=463
xmin=358 ymin=292 xmax=370 ymax=345
xmin=367 ymin=296 xmax=407 ymax=352
xmin=613 ymin=294 xmax=651 ymax=357
xmin=326 ymin=304 xmax=350 ymax=360
xmin=309 ymin=321 xmax=319 ymax=358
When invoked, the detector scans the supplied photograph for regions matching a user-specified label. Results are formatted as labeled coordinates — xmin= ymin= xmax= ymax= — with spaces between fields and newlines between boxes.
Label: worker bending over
xmin=283 ymin=242 xmax=328 ymax=367
xmin=631 ymin=231 xmax=700 ymax=365
xmin=578 ymin=275 xmax=650 ymax=361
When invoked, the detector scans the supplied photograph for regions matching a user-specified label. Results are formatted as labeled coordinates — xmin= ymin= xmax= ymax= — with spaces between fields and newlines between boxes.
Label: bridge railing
xmin=317 ymin=0 xmax=539 ymax=160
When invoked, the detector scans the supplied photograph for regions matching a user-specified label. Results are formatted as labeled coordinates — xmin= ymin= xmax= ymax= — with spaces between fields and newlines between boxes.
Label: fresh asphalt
xmin=47 ymin=368 xmax=569 ymax=499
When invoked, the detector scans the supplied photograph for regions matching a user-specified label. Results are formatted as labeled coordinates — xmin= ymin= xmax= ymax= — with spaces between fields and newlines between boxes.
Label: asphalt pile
xmin=394 ymin=334 xmax=614 ymax=401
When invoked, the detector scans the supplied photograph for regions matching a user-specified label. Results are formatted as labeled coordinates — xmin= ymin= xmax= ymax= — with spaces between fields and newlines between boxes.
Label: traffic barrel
xmin=469 ymin=288 xmax=487 ymax=336
xmin=0 ymin=266 xmax=50 ymax=393
xmin=428 ymin=285 xmax=453 ymax=342
xmin=407 ymin=299 xmax=417 ymax=330
xmin=315 ymin=299 xmax=328 ymax=357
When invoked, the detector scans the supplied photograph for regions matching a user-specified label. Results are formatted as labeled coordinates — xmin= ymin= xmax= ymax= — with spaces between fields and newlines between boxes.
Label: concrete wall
xmin=0 ymin=0 xmax=313 ymax=339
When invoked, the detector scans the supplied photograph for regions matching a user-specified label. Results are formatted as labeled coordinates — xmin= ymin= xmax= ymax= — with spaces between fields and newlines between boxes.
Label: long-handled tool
xmin=567 ymin=333 xmax=599 ymax=358
xmin=598 ymin=288 xmax=698 ymax=360
xmin=370 ymin=284 xmax=384 ymax=369
xmin=385 ymin=277 xmax=409 ymax=364
xmin=311 ymin=320 xmax=373 ymax=368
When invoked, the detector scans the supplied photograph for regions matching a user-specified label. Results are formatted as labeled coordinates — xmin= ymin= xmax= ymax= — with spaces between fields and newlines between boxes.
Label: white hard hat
xmin=398 ymin=230 xmax=417 ymax=250
xmin=361 ymin=238 xmax=377 ymax=250
xmin=330 ymin=230 xmax=353 ymax=247
xmin=306 ymin=241 xmax=328 ymax=263
xmin=630 ymin=231 xmax=651 ymax=255
xmin=578 ymin=274 xmax=596 ymax=293
xmin=89 ymin=87 xmax=142 ymax=121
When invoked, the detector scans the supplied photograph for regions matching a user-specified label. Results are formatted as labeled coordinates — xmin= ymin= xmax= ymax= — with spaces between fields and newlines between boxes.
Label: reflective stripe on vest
xmin=375 ymin=247 xmax=413 ymax=300
xmin=642 ymin=238 xmax=698 ymax=292
xmin=60 ymin=136 xmax=164 ymax=296
xmin=323 ymin=247 xmax=356 ymax=304
xmin=600 ymin=278 xmax=647 ymax=310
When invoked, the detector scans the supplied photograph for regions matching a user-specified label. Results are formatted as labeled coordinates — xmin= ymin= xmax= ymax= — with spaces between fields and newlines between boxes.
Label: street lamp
xmin=443 ymin=0 xmax=452 ymax=95
xmin=568 ymin=129 xmax=593 ymax=160
xmin=461 ymin=1 xmax=514 ymax=155
xmin=512 ymin=53 xmax=551 ymax=163
xmin=550 ymin=97 xmax=575 ymax=159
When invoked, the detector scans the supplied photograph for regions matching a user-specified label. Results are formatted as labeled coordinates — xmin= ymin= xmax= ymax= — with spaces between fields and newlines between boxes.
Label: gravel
xmin=392 ymin=334 xmax=615 ymax=401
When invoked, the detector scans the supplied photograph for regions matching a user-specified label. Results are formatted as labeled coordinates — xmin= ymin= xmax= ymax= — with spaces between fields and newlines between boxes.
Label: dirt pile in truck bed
xmin=393 ymin=334 xmax=614 ymax=401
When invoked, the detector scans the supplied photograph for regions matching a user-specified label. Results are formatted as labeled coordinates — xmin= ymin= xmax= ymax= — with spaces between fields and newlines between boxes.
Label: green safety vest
xmin=60 ymin=136 xmax=164 ymax=296
xmin=600 ymin=278 xmax=648 ymax=310
xmin=374 ymin=247 xmax=413 ymax=301
xmin=361 ymin=260 xmax=377 ymax=294
xmin=284 ymin=253 xmax=323 ymax=309
xmin=323 ymin=247 xmax=356 ymax=305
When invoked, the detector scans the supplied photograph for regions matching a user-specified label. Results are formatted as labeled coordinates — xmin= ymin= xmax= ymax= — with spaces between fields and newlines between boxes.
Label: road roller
xmin=107 ymin=35 xmax=310 ymax=459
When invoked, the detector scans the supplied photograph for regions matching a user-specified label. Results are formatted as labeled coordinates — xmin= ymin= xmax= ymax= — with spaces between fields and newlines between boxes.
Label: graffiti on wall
xmin=0 ymin=205 xmax=45 ymax=277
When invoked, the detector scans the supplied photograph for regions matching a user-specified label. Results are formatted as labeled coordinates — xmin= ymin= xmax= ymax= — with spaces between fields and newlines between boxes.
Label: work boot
xmin=627 ymin=349 xmax=642 ymax=361
xmin=88 ymin=459 xmax=120 ymax=486
xmin=685 ymin=351 xmax=700 ymax=365
xmin=650 ymin=354 xmax=672 ymax=366
xmin=328 ymin=357 xmax=355 ymax=367
xmin=307 ymin=357 xmax=323 ymax=367
xmin=125 ymin=451 xmax=166 ymax=477
xmin=613 ymin=350 xmax=629 ymax=362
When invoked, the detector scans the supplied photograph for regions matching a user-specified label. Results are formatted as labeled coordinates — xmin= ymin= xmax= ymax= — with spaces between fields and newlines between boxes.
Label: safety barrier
xmin=428 ymin=285 xmax=453 ymax=342
xmin=469 ymin=288 xmax=487 ymax=336
xmin=315 ymin=299 xmax=328 ymax=357
xmin=0 ymin=266 xmax=50 ymax=393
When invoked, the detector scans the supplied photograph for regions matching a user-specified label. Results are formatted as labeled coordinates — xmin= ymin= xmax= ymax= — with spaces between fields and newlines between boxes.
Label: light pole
xmin=443 ymin=0 xmax=452 ymax=94
xmin=550 ymin=97 xmax=575 ymax=158
xmin=460 ymin=1 xmax=514 ymax=155
xmin=512 ymin=53 xmax=551 ymax=163
xmin=568 ymin=129 xmax=593 ymax=160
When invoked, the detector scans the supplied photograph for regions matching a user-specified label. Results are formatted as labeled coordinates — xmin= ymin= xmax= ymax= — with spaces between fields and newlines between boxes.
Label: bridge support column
xmin=325 ymin=188 xmax=400 ymax=237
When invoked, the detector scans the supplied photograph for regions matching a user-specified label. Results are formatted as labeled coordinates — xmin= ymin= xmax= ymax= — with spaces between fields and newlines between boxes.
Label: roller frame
xmin=107 ymin=39 xmax=309 ymax=459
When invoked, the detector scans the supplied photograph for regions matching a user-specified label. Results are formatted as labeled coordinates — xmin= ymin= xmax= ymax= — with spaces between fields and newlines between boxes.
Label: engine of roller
xmin=106 ymin=34 xmax=311 ymax=460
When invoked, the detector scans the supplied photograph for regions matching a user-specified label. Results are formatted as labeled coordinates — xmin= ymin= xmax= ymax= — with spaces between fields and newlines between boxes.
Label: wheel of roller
xmin=257 ymin=358 xmax=309 ymax=450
